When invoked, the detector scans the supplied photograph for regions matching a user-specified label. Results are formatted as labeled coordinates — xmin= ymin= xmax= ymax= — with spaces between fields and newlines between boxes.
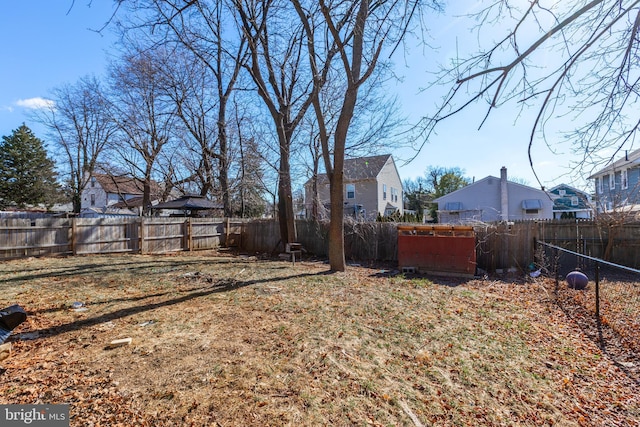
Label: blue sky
xmin=0 ymin=1 xmax=593 ymax=192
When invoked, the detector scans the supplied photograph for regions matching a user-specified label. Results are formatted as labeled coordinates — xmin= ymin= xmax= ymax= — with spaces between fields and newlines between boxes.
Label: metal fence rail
xmin=537 ymin=240 xmax=640 ymax=362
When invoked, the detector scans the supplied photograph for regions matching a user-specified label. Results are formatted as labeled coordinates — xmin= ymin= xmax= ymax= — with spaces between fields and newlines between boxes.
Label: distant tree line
xmin=7 ymin=0 xmax=444 ymax=272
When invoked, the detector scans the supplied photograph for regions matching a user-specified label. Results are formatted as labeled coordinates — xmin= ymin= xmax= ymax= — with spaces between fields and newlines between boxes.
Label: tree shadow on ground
xmin=18 ymin=270 xmax=334 ymax=340
xmin=1 ymin=257 xmax=245 ymax=285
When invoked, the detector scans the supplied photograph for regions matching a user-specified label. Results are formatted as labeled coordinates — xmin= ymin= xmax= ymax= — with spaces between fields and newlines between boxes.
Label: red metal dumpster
xmin=397 ymin=225 xmax=476 ymax=277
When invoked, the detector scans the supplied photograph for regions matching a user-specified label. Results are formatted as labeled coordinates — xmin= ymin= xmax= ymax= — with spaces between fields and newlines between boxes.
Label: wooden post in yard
xmin=187 ymin=218 xmax=192 ymax=251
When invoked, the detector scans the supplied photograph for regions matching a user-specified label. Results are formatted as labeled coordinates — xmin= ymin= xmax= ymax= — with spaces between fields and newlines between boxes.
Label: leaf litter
xmin=0 ymin=252 xmax=638 ymax=426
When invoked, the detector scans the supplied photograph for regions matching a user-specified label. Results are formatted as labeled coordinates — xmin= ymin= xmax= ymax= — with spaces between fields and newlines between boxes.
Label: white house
xmin=81 ymin=173 xmax=163 ymax=215
xmin=433 ymin=167 xmax=554 ymax=223
xmin=304 ymin=154 xmax=403 ymax=221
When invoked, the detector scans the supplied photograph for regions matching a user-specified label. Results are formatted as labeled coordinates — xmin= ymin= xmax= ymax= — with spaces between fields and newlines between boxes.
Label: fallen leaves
xmin=0 ymin=254 xmax=639 ymax=426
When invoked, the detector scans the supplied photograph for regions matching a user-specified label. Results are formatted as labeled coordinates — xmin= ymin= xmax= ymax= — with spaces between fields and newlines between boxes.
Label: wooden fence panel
xmin=37 ymin=218 xmax=72 ymax=257
xmin=295 ymin=220 xmax=328 ymax=257
xmin=143 ymin=218 xmax=187 ymax=254
xmin=0 ymin=218 xmax=71 ymax=259
xmin=74 ymin=218 xmax=136 ymax=254
xmin=242 ymin=220 xmax=279 ymax=253
xmin=190 ymin=218 xmax=225 ymax=250
xmin=0 ymin=218 xmax=31 ymax=259
xmin=3 ymin=217 xmax=640 ymax=271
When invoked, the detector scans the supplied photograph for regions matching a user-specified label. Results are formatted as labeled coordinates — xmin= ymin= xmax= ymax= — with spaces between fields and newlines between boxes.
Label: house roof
xmin=151 ymin=194 xmax=223 ymax=210
xmin=433 ymin=174 xmax=550 ymax=202
xmin=587 ymin=148 xmax=640 ymax=179
xmin=548 ymin=184 xmax=590 ymax=197
xmin=92 ymin=174 xmax=162 ymax=197
xmin=307 ymin=154 xmax=393 ymax=186
xmin=111 ymin=196 xmax=146 ymax=209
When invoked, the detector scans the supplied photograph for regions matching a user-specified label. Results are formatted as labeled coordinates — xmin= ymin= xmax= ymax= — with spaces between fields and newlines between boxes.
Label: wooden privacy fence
xmin=3 ymin=217 xmax=640 ymax=272
xmin=0 ymin=217 xmax=243 ymax=259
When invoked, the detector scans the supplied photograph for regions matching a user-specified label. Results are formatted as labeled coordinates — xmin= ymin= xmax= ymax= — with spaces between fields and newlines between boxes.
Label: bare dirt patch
xmin=1 ymin=252 xmax=639 ymax=426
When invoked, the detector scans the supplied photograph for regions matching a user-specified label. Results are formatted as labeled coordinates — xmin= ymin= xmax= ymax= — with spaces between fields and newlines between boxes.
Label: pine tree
xmin=0 ymin=124 xmax=61 ymax=209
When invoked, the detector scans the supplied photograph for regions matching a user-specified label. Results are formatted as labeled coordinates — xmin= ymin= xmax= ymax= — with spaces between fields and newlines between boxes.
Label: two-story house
xmin=81 ymin=173 xmax=163 ymax=215
xmin=588 ymin=148 xmax=640 ymax=213
xmin=433 ymin=167 xmax=554 ymax=223
xmin=304 ymin=154 xmax=403 ymax=221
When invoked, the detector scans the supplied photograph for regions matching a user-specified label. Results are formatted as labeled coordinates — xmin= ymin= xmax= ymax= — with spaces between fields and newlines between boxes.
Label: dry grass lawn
xmin=1 ymin=251 xmax=639 ymax=426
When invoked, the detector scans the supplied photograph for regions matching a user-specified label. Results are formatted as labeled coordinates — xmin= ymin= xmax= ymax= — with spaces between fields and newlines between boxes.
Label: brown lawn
xmin=0 ymin=251 xmax=639 ymax=426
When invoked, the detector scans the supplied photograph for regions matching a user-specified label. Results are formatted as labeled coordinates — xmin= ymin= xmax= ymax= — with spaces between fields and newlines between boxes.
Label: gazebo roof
xmin=151 ymin=195 xmax=223 ymax=210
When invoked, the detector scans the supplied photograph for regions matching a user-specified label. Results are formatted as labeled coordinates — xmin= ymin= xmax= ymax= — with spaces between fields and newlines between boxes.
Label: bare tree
xmin=301 ymin=68 xmax=404 ymax=222
xmin=232 ymin=0 xmax=325 ymax=247
xmin=38 ymin=76 xmax=116 ymax=213
xmin=108 ymin=47 xmax=178 ymax=215
xmin=138 ymin=0 xmax=248 ymax=216
xmin=422 ymin=0 xmax=640 ymax=183
xmin=294 ymin=0 xmax=441 ymax=271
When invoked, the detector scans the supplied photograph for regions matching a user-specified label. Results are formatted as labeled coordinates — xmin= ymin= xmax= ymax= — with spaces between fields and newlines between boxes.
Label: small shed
xmin=397 ymin=225 xmax=476 ymax=277
xmin=151 ymin=195 xmax=223 ymax=217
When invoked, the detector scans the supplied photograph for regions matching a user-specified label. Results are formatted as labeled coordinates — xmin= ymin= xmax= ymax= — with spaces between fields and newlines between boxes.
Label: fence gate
xmin=397 ymin=225 xmax=477 ymax=277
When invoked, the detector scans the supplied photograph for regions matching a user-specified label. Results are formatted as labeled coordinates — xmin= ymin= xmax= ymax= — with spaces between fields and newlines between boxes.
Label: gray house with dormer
xmin=588 ymin=148 xmax=640 ymax=213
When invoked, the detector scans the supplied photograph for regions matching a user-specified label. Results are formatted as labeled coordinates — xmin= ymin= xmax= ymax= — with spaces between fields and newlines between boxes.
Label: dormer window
xmin=91 ymin=176 xmax=96 ymax=188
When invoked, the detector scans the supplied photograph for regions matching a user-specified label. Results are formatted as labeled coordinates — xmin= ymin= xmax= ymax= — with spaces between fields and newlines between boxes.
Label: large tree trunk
xmin=328 ymin=167 xmax=346 ymax=271
xmin=218 ymin=123 xmax=231 ymax=217
xmin=277 ymin=143 xmax=296 ymax=245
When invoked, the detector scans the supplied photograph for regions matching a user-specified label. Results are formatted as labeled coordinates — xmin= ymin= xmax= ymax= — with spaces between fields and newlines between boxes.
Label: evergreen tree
xmin=0 ymin=124 xmax=61 ymax=209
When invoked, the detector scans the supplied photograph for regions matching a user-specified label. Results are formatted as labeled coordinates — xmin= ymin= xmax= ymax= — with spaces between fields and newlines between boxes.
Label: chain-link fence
xmin=536 ymin=241 xmax=640 ymax=374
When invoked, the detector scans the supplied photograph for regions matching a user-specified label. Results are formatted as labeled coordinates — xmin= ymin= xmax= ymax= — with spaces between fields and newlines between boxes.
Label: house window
xmin=91 ymin=176 xmax=96 ymax=188
xmin=571 ymin=196 xmax=579 ymax=206
xmin=383 ymin=184 xmax=387 ymax=200
xmin=609 ymin=173 xmax=615 ymax=190
xmin=90 ymin=194 xmax=96 ymax=207
xmin=558 ymin=189 xmax=566 ymax=196
xmin=346 ymin=184 xmax=355 ymax=199
xmin=597 ymin=177 xmax=603 ymax=194
xmin=622 ymin=169 xmax=628 ymax=189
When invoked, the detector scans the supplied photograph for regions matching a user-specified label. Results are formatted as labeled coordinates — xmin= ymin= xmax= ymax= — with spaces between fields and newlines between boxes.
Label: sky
xmin=0 ymin=1 xmax=595 ymax=193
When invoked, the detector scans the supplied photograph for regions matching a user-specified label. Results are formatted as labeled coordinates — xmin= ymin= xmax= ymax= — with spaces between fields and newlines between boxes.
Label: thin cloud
xmin=16 ymin=97 xmax=55 ymax=110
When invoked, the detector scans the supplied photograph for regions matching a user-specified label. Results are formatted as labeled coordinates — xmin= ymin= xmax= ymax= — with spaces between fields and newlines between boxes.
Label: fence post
xmin=71 ymin=218 xmax=77 ymax=255
xmin=140 ymin=217 xmax=145 ymax=254
xmin=595 ymin=261 xmax=600 ymax=321
xmin=224 ymin=217 xmax=230 ymax=247
xmin=187 ymin=218 xmax=192 ymax=252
